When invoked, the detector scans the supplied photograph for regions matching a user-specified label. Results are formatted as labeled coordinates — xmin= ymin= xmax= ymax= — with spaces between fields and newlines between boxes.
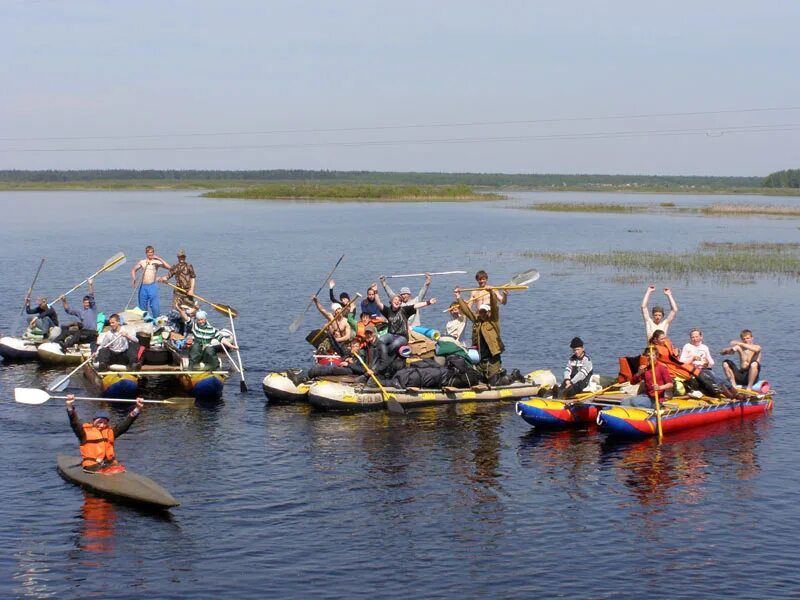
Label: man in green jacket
xmin=455 ymin=285 xmax=504 ymax=382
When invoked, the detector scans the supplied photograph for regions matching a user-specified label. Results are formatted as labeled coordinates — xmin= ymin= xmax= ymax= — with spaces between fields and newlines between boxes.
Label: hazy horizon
xmin=4 ymin=1 xmax=799 ymax=176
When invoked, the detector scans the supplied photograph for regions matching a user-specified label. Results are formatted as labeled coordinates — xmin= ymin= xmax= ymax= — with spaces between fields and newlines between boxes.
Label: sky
xmin=2 ymin=0 xmax=799 ymax=175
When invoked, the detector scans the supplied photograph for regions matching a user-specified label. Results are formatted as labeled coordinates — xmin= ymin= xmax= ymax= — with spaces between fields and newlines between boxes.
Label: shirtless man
xmin=641 ymin=285 xmax=678 ymax=340
xmin=721 ymin=329 xmax=762 ymax=391
xmin=131 ymin=245 xmax=170 ymax=318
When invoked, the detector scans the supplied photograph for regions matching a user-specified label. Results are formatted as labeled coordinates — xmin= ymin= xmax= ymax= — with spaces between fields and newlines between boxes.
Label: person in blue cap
xmin=65 ymin=394 xmax=144 ymax=472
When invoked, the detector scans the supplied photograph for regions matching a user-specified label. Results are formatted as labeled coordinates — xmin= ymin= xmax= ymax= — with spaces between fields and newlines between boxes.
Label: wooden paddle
xmin=648 ymin=345 xmax=664 ymax=440
xmin=458 ymin=285 xmax=529 ymax=292
xmin=350 ymin=350 xmax=404 ymax=415
xmin=388 ymin=270 xmax=466 ymax=278
xmin=307 ymin=293 xmax=361 ymax=347
xmin=14 ymin=388 xmax=195 ymax=407
xmin=162 ymin=282 xmax=238 ymax=318
xmin=289 ymin=254 xmax=345 ymax=333
xmin=49 ymin=252 xmax=126 ymax=307
xmin=15 ymin=258 xmax=46 ymax=335
xmin=569 ymin=381 xmax=627 ymax=404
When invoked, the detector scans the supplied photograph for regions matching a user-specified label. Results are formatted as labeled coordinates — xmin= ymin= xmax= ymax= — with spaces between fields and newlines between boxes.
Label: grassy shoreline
xmin=525 ymin=201 xmax=800 ymax=217
xmin=204 ymin=183 xmax=502 ymax=201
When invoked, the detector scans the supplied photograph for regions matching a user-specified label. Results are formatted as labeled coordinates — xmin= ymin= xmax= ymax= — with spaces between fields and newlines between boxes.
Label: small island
xmin=203 ymin=183 xmax=502 ymax=202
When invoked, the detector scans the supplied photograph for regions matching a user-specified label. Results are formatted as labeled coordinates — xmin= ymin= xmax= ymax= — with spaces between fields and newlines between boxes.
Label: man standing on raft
xmin=131 ymin=245 xmax=170 ymax=318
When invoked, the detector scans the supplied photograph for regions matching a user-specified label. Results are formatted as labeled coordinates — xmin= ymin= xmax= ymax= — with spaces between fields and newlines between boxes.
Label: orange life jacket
xmin=642 ymin=339 xmax=701 ymax=381
xmin=80 ymin=424 xmax=116 ymax=468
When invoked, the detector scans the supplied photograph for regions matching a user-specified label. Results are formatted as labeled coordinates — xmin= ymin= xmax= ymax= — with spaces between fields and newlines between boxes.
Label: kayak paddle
xmin=289 ymin=254 xmax=345 ymax=333
xmin=14 ymin=387 xmax=195 ymax=407
xmin=49 ymin=252 xmax=126 ymax=307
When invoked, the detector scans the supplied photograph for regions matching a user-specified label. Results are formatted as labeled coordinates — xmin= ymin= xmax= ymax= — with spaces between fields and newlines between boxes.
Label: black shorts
xmin=724 ymin=359 xmax=761 ymax=385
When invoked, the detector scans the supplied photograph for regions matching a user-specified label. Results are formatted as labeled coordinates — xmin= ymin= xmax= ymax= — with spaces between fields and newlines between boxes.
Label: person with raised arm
xmin=456 ymin=284 xmax=504 ymax=383
xmin=641 ymin=285 xmax=678 ymax=340
xmin=131 ymin=245 xmax=170 ymax=318
xmin=379 ymin=272 xmax=431 ymax=327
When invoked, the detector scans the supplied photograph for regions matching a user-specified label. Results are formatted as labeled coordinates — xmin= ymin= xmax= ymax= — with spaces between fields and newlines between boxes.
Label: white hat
xmin=478 ymin=304 xmax=491 ymax=312
xmin=331 ymin=302 xmax=342 ymax=312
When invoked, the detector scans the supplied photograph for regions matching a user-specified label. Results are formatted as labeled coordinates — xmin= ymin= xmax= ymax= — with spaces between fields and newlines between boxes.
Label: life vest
xmin=80 ymin=424 xmax=116 ymax=468
xmin=642 ymin=339 xmax=701 ymax=381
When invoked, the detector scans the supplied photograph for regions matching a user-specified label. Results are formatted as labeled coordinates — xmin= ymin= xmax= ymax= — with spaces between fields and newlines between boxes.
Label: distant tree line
xmin=0 ymin=169 xmax=764 ymax=188
xmin=763 ymin=169 xmax=800 ymax=188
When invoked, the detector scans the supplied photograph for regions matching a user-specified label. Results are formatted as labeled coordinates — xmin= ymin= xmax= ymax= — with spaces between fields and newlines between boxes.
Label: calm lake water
xmin=1 ymin=190 xmax=798 ymax=599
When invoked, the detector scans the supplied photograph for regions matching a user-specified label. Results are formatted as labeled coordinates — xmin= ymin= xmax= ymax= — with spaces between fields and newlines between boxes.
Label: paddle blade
xmin=511 ymin=269 xmax=540 ymax=286
xmin=212 ymin=303 xmax=238 ymax=318
xmin=385 ymin=396 xmax=405 ymax=415
xmin=240 ymin=380 xmax=248 ymax=393
xmin=288 ymin=311 xmax=307 ymax=333
xmin=14 ymin=388 xmax=51 ymax=405
xmin=162 ymin=396 xmax=196 ymax=408
xmin=100 ymin=252 xmax=126 ymax=273
xmin=48 ymin=375 xmax=71 ymax=393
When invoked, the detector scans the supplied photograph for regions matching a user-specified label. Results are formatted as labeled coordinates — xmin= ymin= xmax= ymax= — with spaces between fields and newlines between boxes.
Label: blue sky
xmin=3 ymin=1 xmax=799 ymax=175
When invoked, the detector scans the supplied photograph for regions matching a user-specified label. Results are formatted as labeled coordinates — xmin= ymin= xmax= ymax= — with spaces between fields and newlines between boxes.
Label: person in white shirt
xmin=96 ymin=314 xmax=140 ymax=371
xmin=679 ymin=328 xmax=714 ymax=371
xmin=641 ymin=285 xmax=678 ymax=340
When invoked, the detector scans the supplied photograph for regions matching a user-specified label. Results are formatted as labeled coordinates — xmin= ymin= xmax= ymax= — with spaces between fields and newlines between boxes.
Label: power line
xmin=2 ymin=122 xmax=799 ymax=153
xmin=2 ymin=106 xmax=800 ymax=142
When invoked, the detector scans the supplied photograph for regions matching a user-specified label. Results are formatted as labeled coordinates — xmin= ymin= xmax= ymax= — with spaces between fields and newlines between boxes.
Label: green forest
xmin=763 ymin=168 xmax=800 ymax=188
xmin=0 ymin=169 xmax=765 ymax=189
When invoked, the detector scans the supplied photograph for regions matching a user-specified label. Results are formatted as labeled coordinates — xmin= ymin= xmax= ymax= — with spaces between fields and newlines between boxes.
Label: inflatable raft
xmin=83 ymin=363 xmax=140 ymax=399
xmin=307 ymin=379 xmax=543 ymax=411
xmin=596 ymin=393 xmax=774 ymax=438
xmin=516 ymin=389 xmax=633 ymax=429
xmin=37 ymin=342 xmax=92 ymax=365
xmin=262 ymin=371 xmax=362 ymax=404
xmin=56 ymin=455 xmax=179 ymax=510
xmin=0 ymin=335 xmax=41 ymax=361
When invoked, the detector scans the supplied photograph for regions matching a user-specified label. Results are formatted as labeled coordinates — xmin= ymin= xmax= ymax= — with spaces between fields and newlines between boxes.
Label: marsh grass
xmin=519 ymin=244 xmax=800 ymax=280
xmin=525 ymin=202 xmax=648 ymax=213
xmin=700 ymin=204 xmax=800 ymax=217
xmin=522 ymin=201 xmax=800 ymax=218
xmin=205 ymin=183 xmax=502 ymax=201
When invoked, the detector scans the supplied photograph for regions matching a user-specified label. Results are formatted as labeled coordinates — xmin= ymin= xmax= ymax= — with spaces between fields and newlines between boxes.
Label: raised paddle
xmin=307 ymin=293 xmax=361 ymax=347
xmin=648 ymin=345 xmax=664 ymax=440
xmin=568 ymin=381 xmax=626 ymax=404
xmin=14 ymin=388 xmax=195 ymax=407
xmin=388 ymin=270 xmax=467 ymax=278
xmin=458 ymin=285 xmax=530 ymax=292
xmin=162 ymin=282 xmax=238 ymax=318
xmin=15 ymin=258 xmax=46 ymax=335
xmin=126 ymin=271 xmax=141 ymax=310
xmin=289 ymin=254 xmax=345 ymax=333
xmin=350 ymin=350 xmax=405 ymax=415
xmin=49 ymin=252 xmax=126 ymax=307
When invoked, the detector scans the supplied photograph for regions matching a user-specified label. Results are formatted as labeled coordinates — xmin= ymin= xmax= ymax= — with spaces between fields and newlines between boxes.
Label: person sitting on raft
xmin=550 ymin=337 xmax=593 ymax=399
xmin=679 ymin=328 xmax=715 ymax=372
xmin=721 ymin=329 xmax=762 ymax=391
xmin=641 ymin=285 xmax=678 ymax=340
xmin=455 ymin=285 xmax=504 ymax=383
xmin=312 ymin=296 xmax=353 ymax=355
xmin=647 ymin=329 xmax=739 ymax=399
xmin=623 ymin=350 xmax=674 ymax=408
xmin=25 ymin=295 xmax=60 ymax=338
xmin=65 ymin=394 xmax=144 ymax=472
xmin=379 ymin=272 xmax=431 ymax=327
xmin=468 ymin=270 xmax=508 ymax=315
xmin=374 ymin=287 xmax=437 ymax=365
xmin=179 ymin=309 xmax=237 ymax=371
xmin=97 ymin=314 xmax=141 ymax=371
xmin=360 ymin=283 xmax=382 ymax=319
xmin=53 ymin=277 xmax=99 ymax=351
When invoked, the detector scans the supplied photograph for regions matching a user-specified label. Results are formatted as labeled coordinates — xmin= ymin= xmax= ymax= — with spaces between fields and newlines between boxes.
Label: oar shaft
xmin=57 ymin=395 xmax=168 ymax=404
xmin=389 ymin=271 xmax=466 ymax=278
xmin=50 ymin=254 xmax=125 ymax=306
xmin=459 ymin=285 xmax=528 ymax=292
xmin=308 ymin=294 xmax=361 ymax=346
xmin=648 ymin=345 xmax=663 ymax=440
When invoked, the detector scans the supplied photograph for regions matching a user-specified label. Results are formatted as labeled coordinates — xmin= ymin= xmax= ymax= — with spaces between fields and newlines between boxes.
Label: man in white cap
xmin=159 ymin=249 xmax=196 ymax=311
xmin=180 ymin=308 xmax=237 ymax=370
xmin=379 ymin=272 xmax=431 ymax=327
xmin=454 ymin=286 xmax=504 ymax=382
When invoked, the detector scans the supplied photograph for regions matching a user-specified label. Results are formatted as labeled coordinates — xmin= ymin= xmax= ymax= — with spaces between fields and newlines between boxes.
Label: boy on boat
xmin=679 ymin=328 xmax=714 ymax=372
xmin=131 ymin=245 xmax=170 ymax=319
xmin=54 ymin=278 xmax=98 ymax=350
xmin=550 ymin=337 xmax=593 ymax=399
xmin=312 ymin=297 xmax=353 ymax=355
xmin=623 ymin=350 xmax=674 ymax=408
xmin=721 ymin=329 xmax=762 ymax=391
xmin=444 ymin=301 xmax=467 ymax=342
xmin=180 ymin=309 xmax=237 ymax=371
xmin=65 ymin=394 xmax=143 ymax=472
xmin=25 ymin=295 xmax=60 ymax=338
xmin=455 ymin=285 xmax=503 ymax=382
xmin=328 ymin=279 xmax=357 ymax=329
xmin=641 ymin=285 xmax=678 ymax=340
xmin=374 ymin=291 xmax=438 ymax=366
xmin=468 ymin=270 xmax=508 ymax=314
xmin=380 ymin=273 xmax=431 ymax=327
xmin=159 ymin=249 xmax=195 ymax=311
xmin=97 ymin=314 xmax=141 ymax=371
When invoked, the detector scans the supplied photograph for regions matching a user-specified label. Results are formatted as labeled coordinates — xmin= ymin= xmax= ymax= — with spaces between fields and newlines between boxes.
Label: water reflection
xmin=76 ymin=495 xmax=117 ymax=558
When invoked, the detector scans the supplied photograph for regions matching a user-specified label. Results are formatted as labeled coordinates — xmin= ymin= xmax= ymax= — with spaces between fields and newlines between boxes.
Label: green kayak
xmin=56 ymin=455 xmax=179 ymax=510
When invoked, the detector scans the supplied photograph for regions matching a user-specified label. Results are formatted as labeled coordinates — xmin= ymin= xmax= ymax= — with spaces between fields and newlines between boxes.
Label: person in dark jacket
xmin=66 ymin=394 xmax=143 ymax=471
xmin=25 ymin=295 xmax=59 ymax=338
